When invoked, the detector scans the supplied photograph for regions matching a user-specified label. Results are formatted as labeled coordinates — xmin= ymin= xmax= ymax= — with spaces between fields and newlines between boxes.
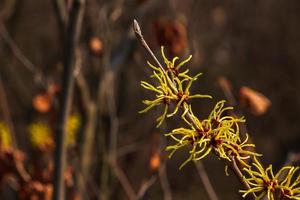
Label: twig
xmin=107 ymin=72 xmax=119 ymax=161
xmin=133 ymin=20 xmax=164 ymax=71
xmin=230 ymin=156 xmax=256 ymax=199
xmin=0 ymin=22 xmax=42 ymax=84
xmin=75 ymin=50 xmax=98 ymax=199
xmin=52 ymin=0 xmax=68 ymax=39
xmin=216 ymin=77 xmax=237 ymax=107
xmin=137 ymin=176 xmax=157 ymax=199
xmin=108 ymin=158 xmax=137 ymax=200
xmin=158 ymin=163 xmax=172 ymax=200
xmin=194 ymin=161 xmax=219 ymax=200
xmin=117 ymin=143 xmax=141 ymax=157
xmin=52 ymin=1 xmax=85 ymax=200
xmin=14 ymin=155 xmax=31 ymax=183
xmin=133 ymin=20 xmax=256 ymax=200
xmin=0 ymin=74 xmax=18 ymax=148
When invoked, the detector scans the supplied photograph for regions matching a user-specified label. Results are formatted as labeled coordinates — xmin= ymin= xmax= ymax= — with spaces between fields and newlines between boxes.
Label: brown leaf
xmin=211 ymin=7 xmax=227 ymax=27
xmin=89 ymin=37 xmax=103 ymax=56
xmin=19 ymin=181 xmax=53 ymax=200
xmin=149 ymin=152 xmax=160 ymax=173
xmin=153 ymin=17 xmax=188 ymax=55
xmin=32 ymin=93 xmax=52 ymax=113
xmin=239 ymin=86 xmax=271 ymax=115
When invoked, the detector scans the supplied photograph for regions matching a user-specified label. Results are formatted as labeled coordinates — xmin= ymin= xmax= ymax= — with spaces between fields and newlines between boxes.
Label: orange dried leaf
xmin=149 ymin=152 xmax=160 ymax=172
xmin=44 ymin=184 xmax=53 ymax=200
xmin=89 ymin=37 xmax=103 ymax=55
xmin=239 ymin=86 xmax=271 ymax=115
xmin=153 ymin=17 xmax=188 ymax=55
xmin=32 ymin=93 xmax=52 ymax=113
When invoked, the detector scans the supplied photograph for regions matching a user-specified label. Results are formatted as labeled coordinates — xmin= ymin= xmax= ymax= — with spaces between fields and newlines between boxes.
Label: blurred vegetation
xmin=0 ymin=0 xmax=299 ymax=200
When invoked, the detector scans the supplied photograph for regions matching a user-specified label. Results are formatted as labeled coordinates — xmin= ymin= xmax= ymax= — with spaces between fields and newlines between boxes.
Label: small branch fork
xmin=133 ymin=20 xmax=256 ymax=200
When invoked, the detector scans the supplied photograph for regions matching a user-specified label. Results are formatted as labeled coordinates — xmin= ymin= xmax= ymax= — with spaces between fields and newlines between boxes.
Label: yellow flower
xmin=165 ymin=101 xmax=249 ymax=169
xmin=140 ymin=49 xmax=211 ymax=127
xmin=140 ymin=67 xmax=178 ymax=127
xmin=66 ymin=113 xmax=81 ymax=146
xmin=165 ymin=126 xmax=211 ymax=170
xmin=160 ymin=46 xmax=192 ymax=79
xmin=240 ymin=157 xmax=300 ymax=200
xmin=222 ymin=133 xmax=262 ymax=168
xmin=279 ymin=167 xmax=300 ymax=199
xmin=28 ymin=122 xmax=52 ymax=149
xmin=0 ymin=122 xmax=11 ymax=148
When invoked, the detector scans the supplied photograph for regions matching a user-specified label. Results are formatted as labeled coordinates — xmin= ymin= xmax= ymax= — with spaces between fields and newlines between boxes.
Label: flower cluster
xmin=139 ymin=46 xmax=300 ymax=199
xmin=140 ymin=47 xmax=259 ymax=168
xmin=165 ymin=101 xmax=260 ymax=169
xmin=140 ymin=46 xmax=211 ymax=127
xmin=240 ymin=157 xmax=300 ymax=200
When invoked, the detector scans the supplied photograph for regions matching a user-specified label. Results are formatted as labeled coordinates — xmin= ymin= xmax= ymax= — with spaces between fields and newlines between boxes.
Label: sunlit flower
xmin=140 ymin=67 xmax=178 ymax=127
xmin=0 ymin=122 xmax=11 ymax=148
xmin=160 ymin=46 xmax=192 ymax=79
xmin=140 ymin=49 xmax=211 ymax=127
xmin=165 ymin=126 xmax=211 ymax=170
xmin=165 ymin=101 xmax=249 ymax=169
xmin=28 ymin=122 xmax=53 ymax=149
xmin=223 ymin=133 xmax=262 ymax=168
xmin=240 ymin=156 xmax=300 ymax=200
xmin=166 ymin=74 xmax=212 ymax=118
xmin=66 ymin=113 xmax=81 ymax=146
xmin=279 ymin=167 xmax=300 ymax=199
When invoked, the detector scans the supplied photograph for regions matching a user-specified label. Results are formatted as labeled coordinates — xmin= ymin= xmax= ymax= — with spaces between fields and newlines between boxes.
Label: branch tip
xmin=133 ymin=19 xmax=142 ymax=39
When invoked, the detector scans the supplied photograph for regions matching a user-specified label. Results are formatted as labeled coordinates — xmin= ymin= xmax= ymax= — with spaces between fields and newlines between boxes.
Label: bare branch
xmin=158 ymin=163 xmax=172 ymax=200
xmin=52 ymin=1 xmax=85 ymax=199
xmin=194 ymin=161 xmax=219 ymax=200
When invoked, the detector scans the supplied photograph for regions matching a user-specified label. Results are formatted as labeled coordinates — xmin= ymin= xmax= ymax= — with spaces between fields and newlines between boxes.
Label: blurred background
xmin=0 ymin=0 xmax=300 ymax=199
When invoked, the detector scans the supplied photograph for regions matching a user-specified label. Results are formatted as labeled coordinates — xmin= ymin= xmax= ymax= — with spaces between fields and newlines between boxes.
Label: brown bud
xmin=89 ymin=37 xmax=103 ymax=55
xmin=149 ymin=152 xmax=160 ymax=172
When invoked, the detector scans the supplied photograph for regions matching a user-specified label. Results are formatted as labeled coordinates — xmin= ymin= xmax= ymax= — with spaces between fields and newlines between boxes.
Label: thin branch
xmin=108 ymin=158 xmax=137 ymax=200
xmin=0 ymin=74 xmax=18 ymax=148
xmin=75 ymin=72 xmax=91 ymax=109
xmin=216 ymin=77 xmax=237 ymax=107
xmin=75 ymin=50 xmax=98 ymax=199
xmin=230 ymin=156 xmax=256 ymax=199
xmin=107 ymin=72 xmax=119 ymax=161
xmin=133 ymin=20 xmax=164 ymax=71
xmin=137 ymin=176 xmax=157 ymax=199
xmin=52 ymin=1 xmax=85 ymax=200
xmin=133 ymin=20 xmax=256 ymax=200
xmin=194 ymin=161 xmax=219 ymax=200
xmin=14 ymin=154 xmax=31 ymax=183
xmin=52 ymin=0 xmax=68 ymax=39
xmin=117 ymin=143 xmax=141 ymax=157
xmin=158 ymin=163 xmax=172 ymax=200
xmin=0 ymin=22 xmax=42 ymax=83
